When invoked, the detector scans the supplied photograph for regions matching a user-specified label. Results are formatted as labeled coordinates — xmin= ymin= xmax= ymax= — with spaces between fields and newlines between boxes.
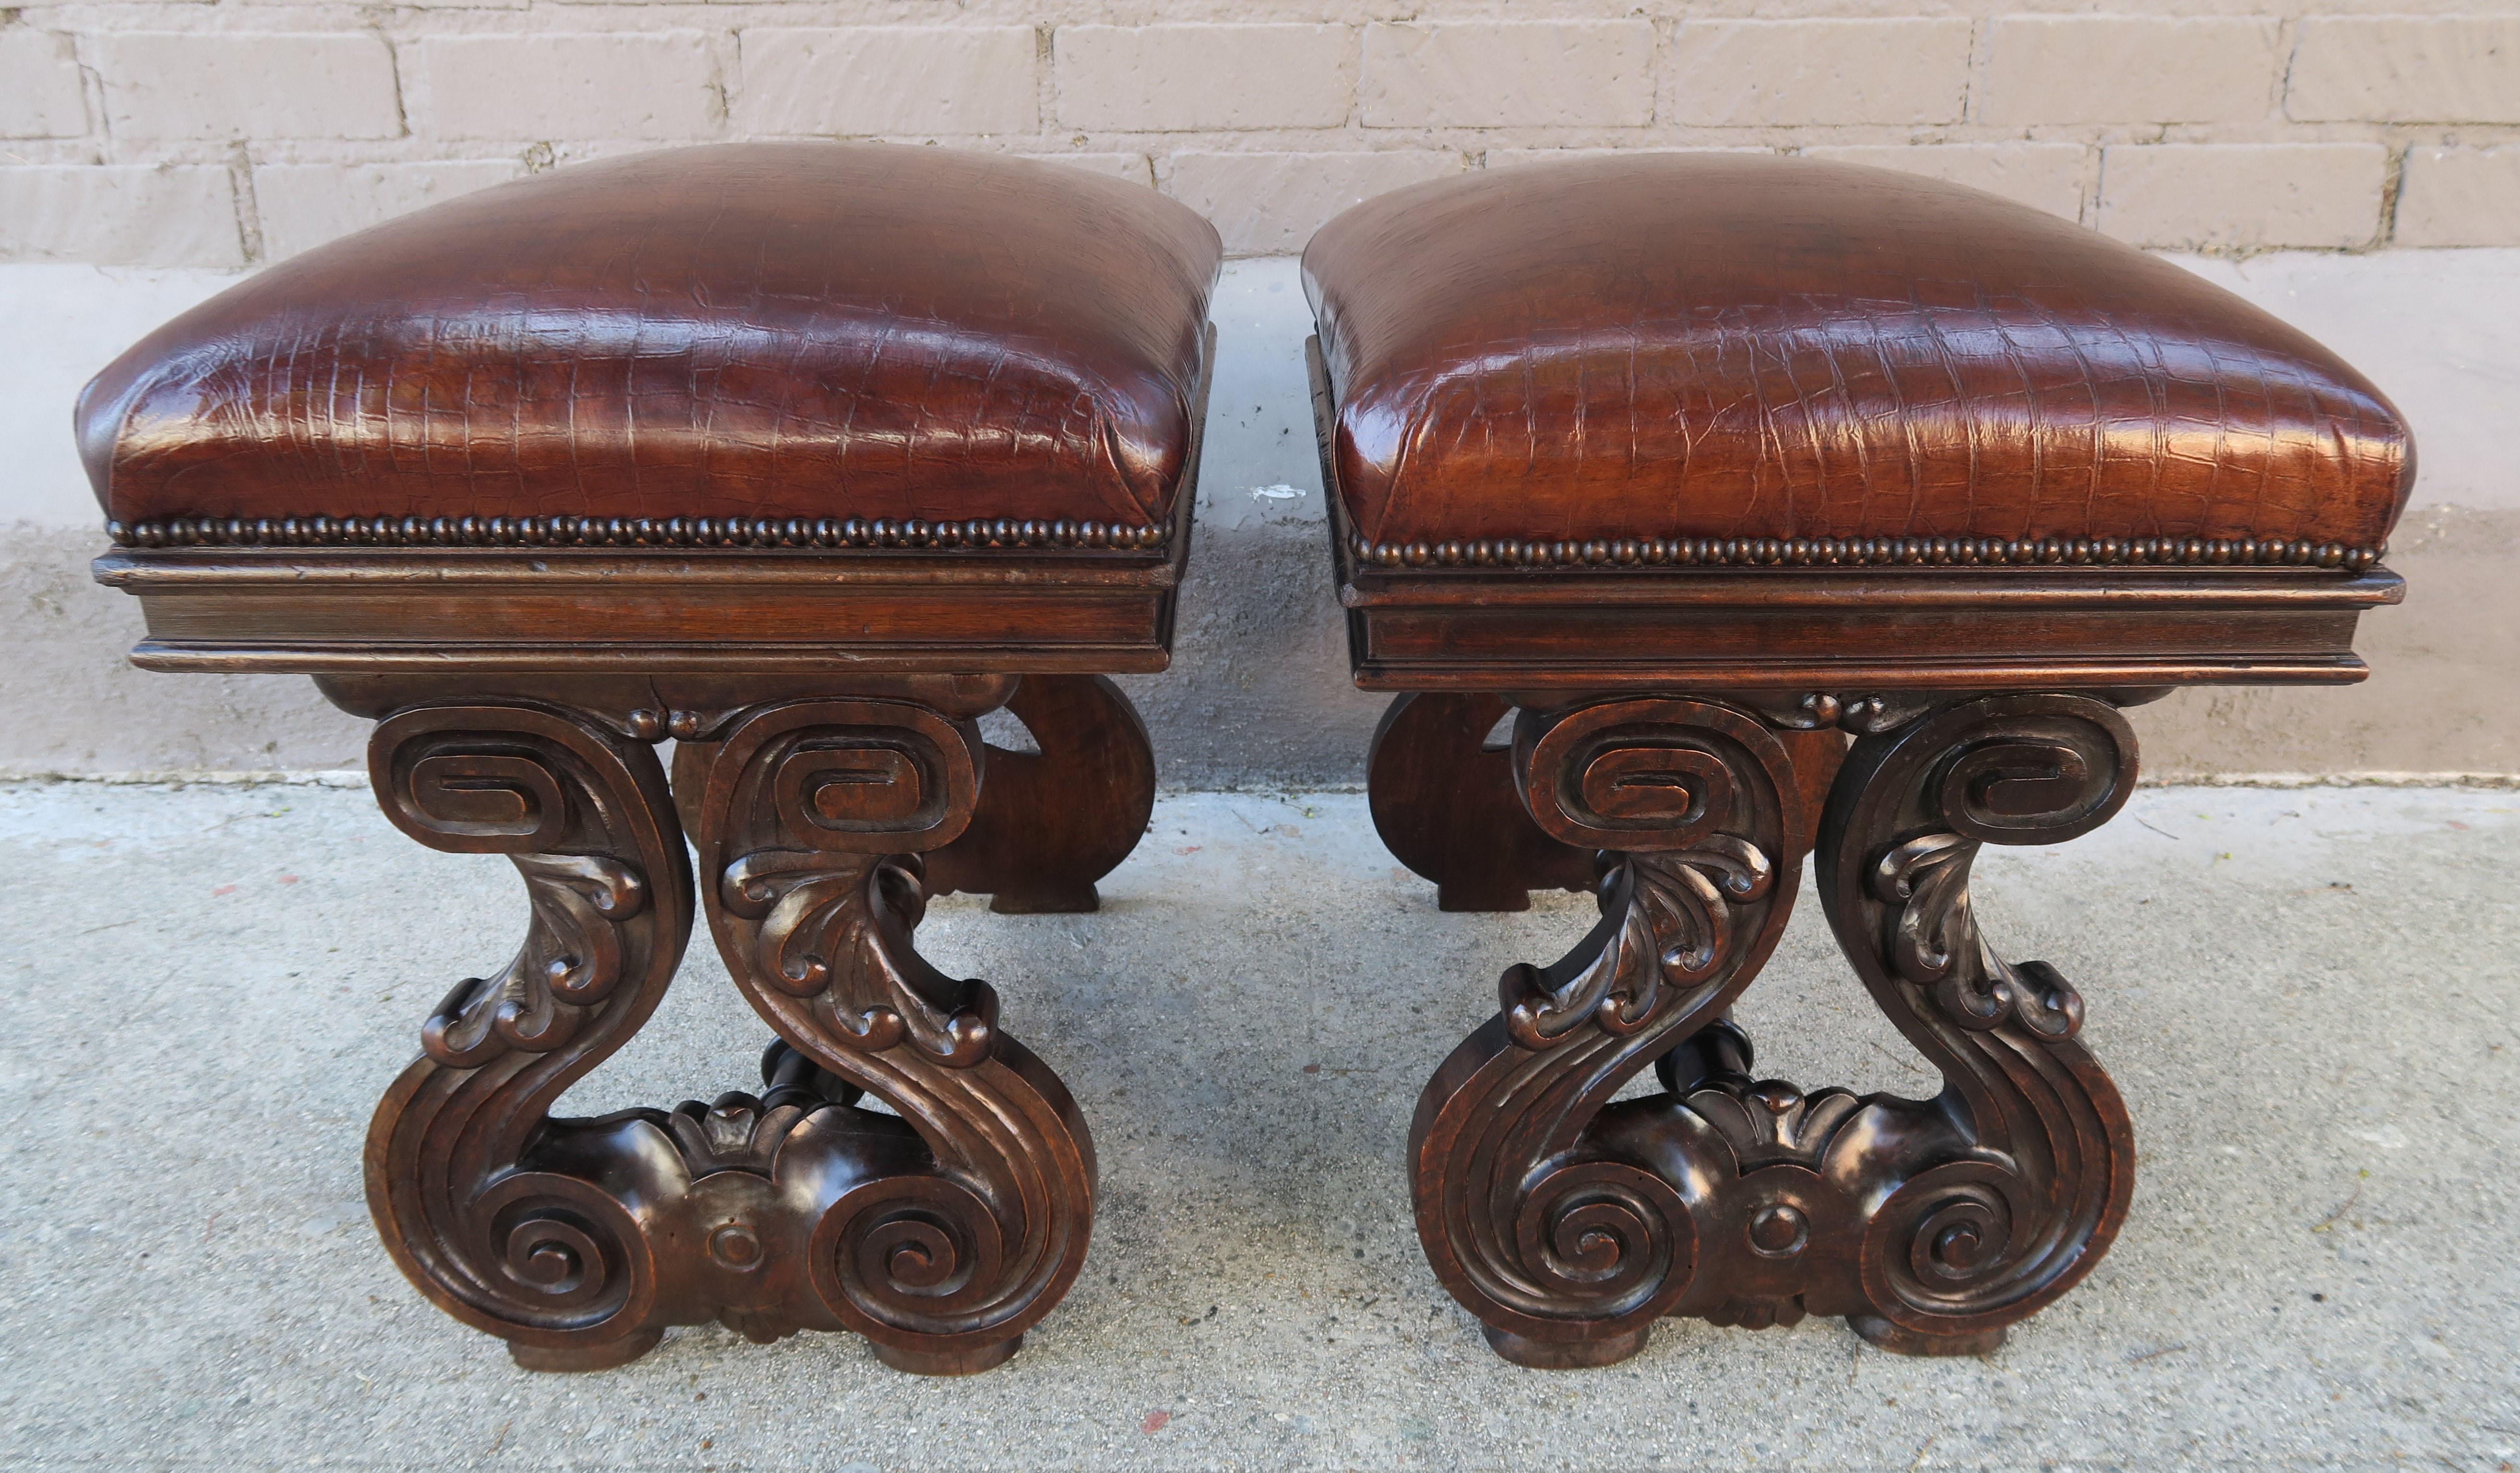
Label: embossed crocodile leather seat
xmin=1305 ymin=154 xmax=2412 ymax=570
xmin=81 ymin=143 xmax=1222 ymax=552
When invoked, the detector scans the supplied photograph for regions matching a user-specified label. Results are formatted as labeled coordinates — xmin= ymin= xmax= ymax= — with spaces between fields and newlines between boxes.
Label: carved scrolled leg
xmin=363 ymin=702 xmax=695 ymax=1372
xmin=1409 ymin=698 xmax=1802 ymax=1365
xmin=926 ymin=675 xmax=1157 ymax=914
xmin=1812 ymin=693 xmax=2138 ymax=1354
xmin=1410 ymin=690 xmax=2140 ymax=1367
xmin=676 ymin=699 xmax=1095 ymax=1374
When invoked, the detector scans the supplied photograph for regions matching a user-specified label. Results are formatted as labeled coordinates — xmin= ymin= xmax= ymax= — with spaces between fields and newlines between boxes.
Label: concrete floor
xmin=0 ymin=779 xmax=2513 ymax=1471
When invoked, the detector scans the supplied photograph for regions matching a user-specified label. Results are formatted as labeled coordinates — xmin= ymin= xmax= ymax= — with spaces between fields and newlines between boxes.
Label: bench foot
xmin=1482 ymin=1324 xmax=1652 ymax=1369
xmin=508 ymin=1329 xmax=665 ymax=1373
xmin=1848 ymin=1316 xmax=2007 ymax=1358
xmin=873 ymin=1335 xmax=1024 ymax=1376
xmin=1413 ymin=693 xmax=2139 ymax=1366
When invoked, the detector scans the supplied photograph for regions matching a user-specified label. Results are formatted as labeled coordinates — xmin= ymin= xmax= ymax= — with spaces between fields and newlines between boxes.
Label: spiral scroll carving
xmin=1413 ymin=690 xmax=2142 ymax=1367
xmin=683 ymin=699 xmax=1095 ymax=1363
xmin=357 ymin=692 xmax=1095 ymax=1375
xmin=364 ymin=703 xmax=693 ymax=1364
xmin=1411 ymin=698 xmax=1798 ymax=1352
xmin=1820 ymin=694 xmax=2138 ymax=1345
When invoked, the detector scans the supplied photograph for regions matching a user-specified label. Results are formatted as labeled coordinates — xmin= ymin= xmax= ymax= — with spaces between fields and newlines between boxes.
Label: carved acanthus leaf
xmin=1872 ymin=833 xmax=2083 ymax=1039
xmin=421 ymin=851 xmax=646 ymax=1067
xmin=1505 ymin=837 xmax=1773 ymax=1051
xmin=718 ymin=849 xmax=997 ymax=1066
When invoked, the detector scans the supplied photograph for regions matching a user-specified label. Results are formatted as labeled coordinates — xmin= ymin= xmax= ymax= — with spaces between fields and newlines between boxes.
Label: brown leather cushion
xmin=1304 ymin=156 xmax=2413 ymax=563
xmin=82 ymin=144 xmax=1222 ymax=546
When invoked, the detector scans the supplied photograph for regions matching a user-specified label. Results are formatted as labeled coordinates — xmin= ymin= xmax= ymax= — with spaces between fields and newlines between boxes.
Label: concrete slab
xmin=0 ymin=780 xmax=2513 ymax=1470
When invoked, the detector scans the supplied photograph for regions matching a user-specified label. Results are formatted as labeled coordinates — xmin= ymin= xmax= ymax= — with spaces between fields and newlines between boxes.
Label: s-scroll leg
xmin=1404 ymin=689 xmax=2140 ymax=1366
xmin=361 ymin=701 xmax=695 ymax=1372
xmin=1812 ymin=693 xmax=2139 ymax=1355
xmin=677 ymin=697 xmax=1096 ymax=1374
xmin=1408 ymin=698 xmax=1802 ymax=1366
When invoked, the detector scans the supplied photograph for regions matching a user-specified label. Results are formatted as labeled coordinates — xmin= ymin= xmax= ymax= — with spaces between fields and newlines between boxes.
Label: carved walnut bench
xmin=1302 ymin=156 xmax=2409 ymax=1367
xmin=83 ymin=144 xmax=1222 ymax=1375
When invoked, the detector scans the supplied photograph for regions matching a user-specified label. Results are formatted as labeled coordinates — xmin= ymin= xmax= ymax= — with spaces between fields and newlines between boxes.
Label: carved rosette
xmin=364 ymin=703 xmax=694 ymax=1365
xmin=1816 ymin=694 xmax=2139 ymax=1343
xmin=680 ymin=700 xmax=1095 ymax=1362
xmin=1410 ymin=699 xmax=1799 ymax=1349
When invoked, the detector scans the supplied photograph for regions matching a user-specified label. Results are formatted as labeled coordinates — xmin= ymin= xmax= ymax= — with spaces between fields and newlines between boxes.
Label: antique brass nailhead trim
xmin=108 ymin=515 xmax=1168 ymax=552
xmin=1348 ymin=533 xmax=2381 ymax=572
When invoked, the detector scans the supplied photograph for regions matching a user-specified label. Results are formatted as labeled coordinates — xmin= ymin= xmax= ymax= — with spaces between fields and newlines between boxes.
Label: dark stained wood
xmin=1311 ymin=335 xmax=2235 ymax=1366
xmin=1408 ymin=693 xmax=2140 ymax=1366
xmin=111 ymin=418 xmax=1199 ymax=1376
xmin=91 ymin=511 xmax=1191 ymax=677
xmin=1366 ymin=693 xmax=1593 ymax=911
xmin=1367 ymin=693 xmax=1850 ymax=906
xmin=927 ymin=675 xmax=1158 ymax=914
xmin=84 ymin=191 xmax=1215 ymax=1379
xmin=356 ymin=683 xmax=1101 ymax=1376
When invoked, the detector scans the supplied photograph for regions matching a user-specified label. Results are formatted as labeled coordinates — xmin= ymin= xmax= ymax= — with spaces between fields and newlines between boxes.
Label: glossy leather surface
xmin=1303 ymin=156 xmax=2414 ymax=553
xmin=81 ymin=144 xmax=1223 ymax=535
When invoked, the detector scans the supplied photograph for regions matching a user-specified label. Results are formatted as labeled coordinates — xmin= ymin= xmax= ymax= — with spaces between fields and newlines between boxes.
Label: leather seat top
xmin=1303 ymin=155 xmax=2413 ymax=563
xmin=82 ymin=144 xmax=1223 ymax=548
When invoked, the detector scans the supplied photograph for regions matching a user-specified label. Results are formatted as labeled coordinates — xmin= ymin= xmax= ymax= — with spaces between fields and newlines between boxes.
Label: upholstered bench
xmin=1304 ymin=156 xmax=2408 ymax=1366
xmin=84 ymin=145 xmax=1221 ymax=1374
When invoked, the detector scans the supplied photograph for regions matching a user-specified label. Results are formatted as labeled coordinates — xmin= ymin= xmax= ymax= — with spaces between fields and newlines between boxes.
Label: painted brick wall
xmin=1 ymin=5 xmax=2513 ymax=260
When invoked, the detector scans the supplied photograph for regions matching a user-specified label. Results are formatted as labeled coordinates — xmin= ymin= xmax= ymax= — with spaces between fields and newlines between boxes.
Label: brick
xmin=2289 ymin=18 xmax=2520 ymax=124
xmin=737 ymin=27 xmax=1036 ymax=137
xmin=1666 ymin=20 xmax=1972 ymax=127
xmin=0 ymin=166 xmax=243 ymax=266
xmin=418 ymin=34 xmax=718 ymax=141
xmin=2395 ymin=147 xmax=2520 ymax=247
xmin=1981 ymin=17 xmax=2278 ymax=125
xmin=253 ymin=161 xmax=522 ymax=261
xmin=1166 ymin=150 xmax=1459 ymax=255
xmin=0 ymin=31 xmax=87 ymax=138
xmin=94 ymin=33 xmax=400 ymax=141
xmin=1020 ymin=153 xmax=1156 ymax=187
xmin=1804 ymin=144 xmax=2087 ymax=222
xmin=2098 ymin=144 xmax=2388 ymax=251
xmin=1484 ymin=146 xmax=1768 ymax=171
xmin=1057 ymin=25 xmax=1351 ymax=131
xmin=1362 ymin=21 xmax=1653 ymax=129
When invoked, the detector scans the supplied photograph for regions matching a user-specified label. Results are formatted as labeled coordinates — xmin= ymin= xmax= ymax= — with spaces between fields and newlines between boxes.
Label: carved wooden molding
xmin=359 ymin=683 xmax=1112 ymax=1376
xmin=1406 ymin=691 xmax=2140 ymax=1365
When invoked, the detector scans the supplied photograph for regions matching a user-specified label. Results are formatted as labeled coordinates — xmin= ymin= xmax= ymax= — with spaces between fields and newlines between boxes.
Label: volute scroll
xmin=1410 ymin=697 xmax=1802 ymax=1359
xmin=1410 ymin=690 xmax=2142 ymax=1366
xmin=364 ymin=701 xmax=695 ymax=1369
xmin=360 ymin=692 xmax=1096 ymax=1376
xmin=678 ymin=698 xmax=1095 ymax=1368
